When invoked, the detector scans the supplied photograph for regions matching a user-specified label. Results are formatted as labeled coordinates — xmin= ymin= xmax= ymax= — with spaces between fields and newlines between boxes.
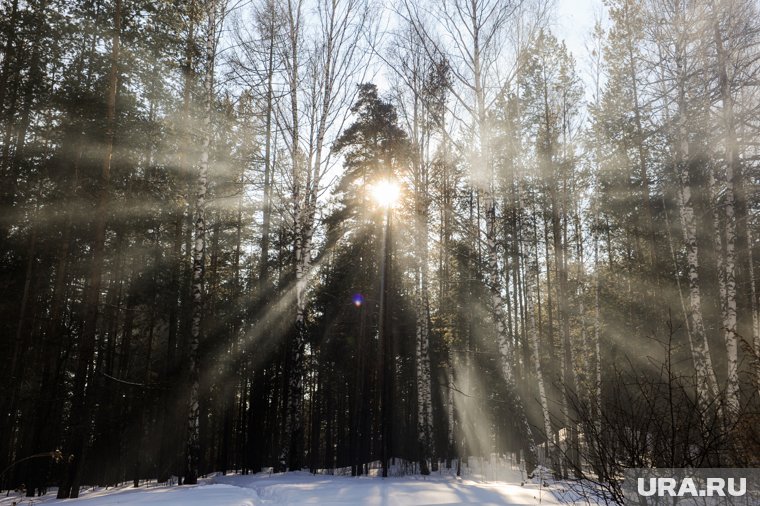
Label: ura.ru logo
xmin=638 ymin=477 xmax=746 ymax=497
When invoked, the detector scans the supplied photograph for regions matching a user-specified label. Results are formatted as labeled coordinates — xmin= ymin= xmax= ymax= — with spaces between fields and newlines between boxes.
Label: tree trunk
xmin=284 ymin=0 xmax=305 ymax=472
xmin=185 ymin=0 xmax=215 ymax=485
xmin=674 ymin=94 xmax=720 ymax=415
xmin=526 ymin=228 xmax=554 ymax=473
xmin=713 ymin=18 xmax=740 ymax=418
xmin=58 ymin=0 xmax=121 ymax=496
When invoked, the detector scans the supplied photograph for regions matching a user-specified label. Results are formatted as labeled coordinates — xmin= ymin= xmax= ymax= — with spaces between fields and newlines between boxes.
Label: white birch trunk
xmin=655 ymin=44 xmax=708 ymax=418
xmin=676 ymin=170 xmax=720 ymax=410
xmin=713 ymin=17 xmax=739 ymax=417
xmin=673 ymin=16 xmax=720 ymax=411
xmin=447 ymin=362 xmax=455 ymax=465
xmin=283 ymin=0 xmax=367 ymax=467
xmin=283 ymin=0 xmax=305 ymax=471
xmin=721 ymin=154 xmax=739 ymax=419
xmin=525 ymin=253 xmax=553 ymax=469
xmin=415 ymin=191 xmax=434 ymax=473
xmin=478 ymin=32 xmax=536 ymax=468
xmin=708 ymin=163 xmax=738 ymax=418
xmin=286 ymin=0 xmax=367 ymax=469
xmin=415 ymin=290 xmax=433 ymax=471
xmin=593 ymin=225 xmax=602 ymax=437
xmin=186 ymin=0 xmax=215 ymax=485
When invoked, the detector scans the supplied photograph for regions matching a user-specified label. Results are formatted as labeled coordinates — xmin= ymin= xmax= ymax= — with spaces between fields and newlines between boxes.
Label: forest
xmin=0 ymin=0 xmax=759 ymax=501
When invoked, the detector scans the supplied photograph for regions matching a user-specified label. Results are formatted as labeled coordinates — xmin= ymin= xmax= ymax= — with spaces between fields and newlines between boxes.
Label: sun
xmin=369 ymin=179 xmax=401 ymax=209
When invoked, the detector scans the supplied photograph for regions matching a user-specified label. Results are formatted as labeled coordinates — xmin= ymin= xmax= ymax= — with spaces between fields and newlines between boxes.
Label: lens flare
xmin=352 ymin=293 xmax=364 ymax=307
xmin=369 ymin=179 xmax=401 ymax=209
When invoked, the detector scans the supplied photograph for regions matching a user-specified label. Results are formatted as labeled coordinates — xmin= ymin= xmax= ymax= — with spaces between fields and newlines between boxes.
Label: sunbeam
xmin=2 ymin=0 xmax=758 ymax=499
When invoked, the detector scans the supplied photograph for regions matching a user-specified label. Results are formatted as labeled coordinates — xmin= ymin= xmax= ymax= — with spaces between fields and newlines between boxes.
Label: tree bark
xmin=673 ymin=75 xmax=720 ymax=415
xmin=58 ymin=0 xmax=121 ymax=496
xmin=713 ymin=16 xmax=740 ymax=418
xmin=185 ymin=0 xmax=215 ymax=485
xmin=284 ymin=0 xmax=305 ymax=472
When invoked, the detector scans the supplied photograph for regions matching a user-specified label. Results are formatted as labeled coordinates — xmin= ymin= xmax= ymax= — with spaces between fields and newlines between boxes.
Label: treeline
xmin=1 ymin=0 xmax=759 ymax=500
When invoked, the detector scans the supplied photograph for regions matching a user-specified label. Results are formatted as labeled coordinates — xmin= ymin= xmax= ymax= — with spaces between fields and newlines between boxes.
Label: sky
xmin=554 ymin=0 xmax=604 ymax=64
xmin=553 ymin=0 xmax=609 ymax=105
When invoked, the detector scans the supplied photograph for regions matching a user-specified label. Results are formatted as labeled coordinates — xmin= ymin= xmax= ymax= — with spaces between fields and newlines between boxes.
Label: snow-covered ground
xmin=1 ymin=466 xmax=600 ymax=505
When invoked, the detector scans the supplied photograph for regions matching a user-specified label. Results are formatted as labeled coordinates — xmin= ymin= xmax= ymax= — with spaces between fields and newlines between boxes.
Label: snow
xmin=1 ymin=468 xmax=598 ymax=505
xmin=0 ymin=483 xmax=255 ymax=506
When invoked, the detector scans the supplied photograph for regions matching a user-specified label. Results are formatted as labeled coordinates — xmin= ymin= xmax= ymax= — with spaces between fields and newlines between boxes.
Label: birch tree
xmin=185 ymin=0 xmax=223 ymax=485
xmin=524 ymin=179 xmax=554 ymax=472
xmin=388 ymin=24 xmax=450 ymax=474
xmin=654 ymin=0 xmax=720 ymax=412
xmin=519 ymin=28 xmax=584 ymax=475
xmin=280 ymin=0 xmax=371 ymax=470
xmin=707 ymin=0 xmax=760 ymax=419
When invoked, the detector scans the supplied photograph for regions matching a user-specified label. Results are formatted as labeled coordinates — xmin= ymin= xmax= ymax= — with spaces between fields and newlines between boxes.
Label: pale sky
xmin=553 ymin=0 xmax=609 ymax=102
xmin=554 ymin=0 xmax=604 ymax=58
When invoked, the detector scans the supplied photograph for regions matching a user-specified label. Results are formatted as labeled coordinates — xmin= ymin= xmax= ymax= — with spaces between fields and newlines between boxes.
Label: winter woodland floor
xmin=1 ymin=460 xmax=604 ymax=505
